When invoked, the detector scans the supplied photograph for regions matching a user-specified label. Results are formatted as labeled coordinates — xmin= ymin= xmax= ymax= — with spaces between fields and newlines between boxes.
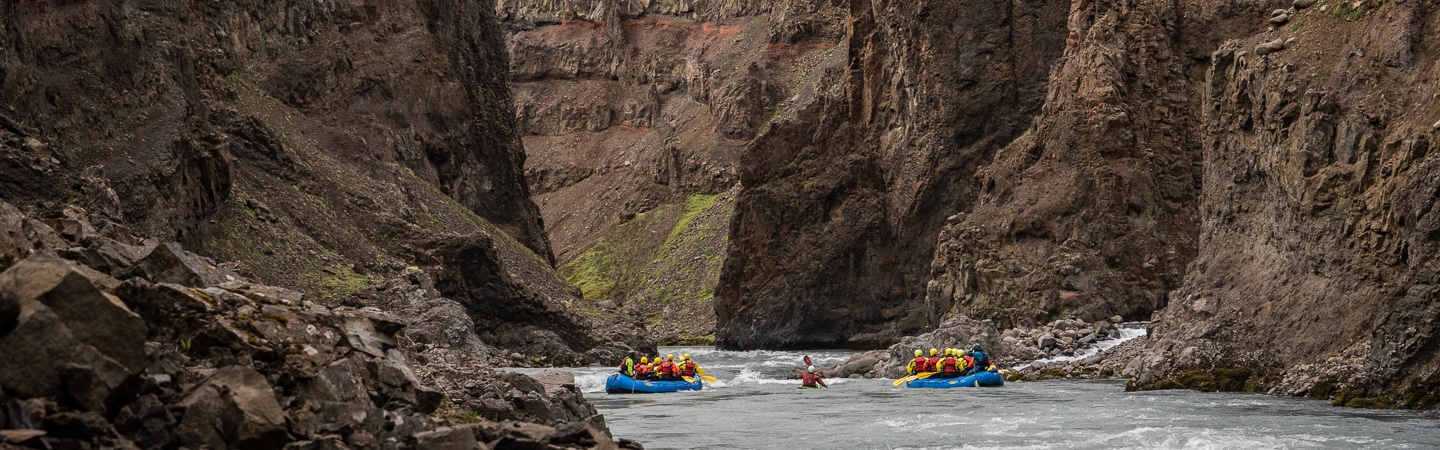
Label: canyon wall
xmin=0 ymin=0 xmax=646 ymax=365
xmin=1130 ymin=0 xmax=1440 ymax=407
xmin=503 ymin=0 xmax=844 ymax=342
xmin=713 ymin=0 xmax=1071 ymax=349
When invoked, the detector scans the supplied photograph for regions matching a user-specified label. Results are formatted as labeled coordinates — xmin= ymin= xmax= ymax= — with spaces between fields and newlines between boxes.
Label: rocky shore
xmin=0 ymin=202 xmax=638 ymax=449
xmin=797 ymin=315 xmax=1147 ymax=382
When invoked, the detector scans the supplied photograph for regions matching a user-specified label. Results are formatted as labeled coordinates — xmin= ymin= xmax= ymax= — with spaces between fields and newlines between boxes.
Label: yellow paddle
xmin=700 ymin=375 xmax=717 ymax=383
xmin=697 ymin=367 xmax=707 ymax=374
xmin=891 ymin=372 xmax=937 ymax=386
xmin=682 ymin=376 xmax=695 ymax=383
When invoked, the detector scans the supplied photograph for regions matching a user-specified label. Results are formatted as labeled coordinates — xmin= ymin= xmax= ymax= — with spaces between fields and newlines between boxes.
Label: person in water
xmin=678 ymin=354 xmax=701 ymax=378
xmin=802 ymin=365 xmax=828 ymax=388
xmin=932 ymin=349 xmax=963 ymax=378
xmin=907 ymin=349 xmax=930 ymax=375
xmin=618 ymin=353 xmax=637 ymax=377
xmin=658 ymin=354 xmax=680 ymax=381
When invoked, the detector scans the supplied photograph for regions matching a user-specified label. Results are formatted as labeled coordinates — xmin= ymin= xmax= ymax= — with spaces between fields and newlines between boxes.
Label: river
xmin=515 ymin=347 xmax=1440 ymax=449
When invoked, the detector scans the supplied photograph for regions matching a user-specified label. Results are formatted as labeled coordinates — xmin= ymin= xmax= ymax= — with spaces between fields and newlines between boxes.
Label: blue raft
xmin=905 ymin=371 xmax=1004 ymax=388
xmin=605 ymin=374 xmax=703 ymax=394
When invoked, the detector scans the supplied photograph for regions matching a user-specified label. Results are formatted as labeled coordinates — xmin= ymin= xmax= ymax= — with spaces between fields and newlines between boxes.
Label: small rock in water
xmin=1110 ymin=315 xmax=1124 ymax=323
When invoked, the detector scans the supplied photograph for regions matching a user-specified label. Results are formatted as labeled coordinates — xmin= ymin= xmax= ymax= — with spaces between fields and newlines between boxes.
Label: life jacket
xmin=802 ymin=372 xmax=824 ymax=388
xmin=927 ymin=357 xmax=942 ymax=370
xmin=659 ymin=361 xmax=677 ymax=376
xmin=635 ymin=364 xmax=651 ymax=376
xmin=679 ymin=361 xmax=697 ymax=376
xmin=963 ymin=355 xmax=975 ymax=370
xmin=940 ymin=356 xmax=960 ymax=373
xmin=911 ymin=356 xmax=930 ymax=372
xmin=619 ymin=357 xmax=635 ymax=376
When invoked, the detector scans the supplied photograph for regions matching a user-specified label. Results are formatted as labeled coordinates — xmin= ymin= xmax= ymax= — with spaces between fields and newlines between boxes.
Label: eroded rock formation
xmin=714 ymin=0 xmax=1070 ymax=349
xmin=504 ymin=0 xmax=844 ymax=342
xmin=1130 ymin=0 xmax=1440 ymax=407
xmin=0 ymin=0 xmax=645 ymax=365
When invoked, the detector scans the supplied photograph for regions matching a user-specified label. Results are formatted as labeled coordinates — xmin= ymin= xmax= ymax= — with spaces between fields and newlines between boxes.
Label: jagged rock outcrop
xmin=1130 ymin=0 xmax=1440 ymax=407
xmin=0 ymin=0 xmax=645 ymax=363
xmin=0 ymin=203 xmax=631 ymax=449
xmin=713 ymin=0 xmax=1071 ymax=349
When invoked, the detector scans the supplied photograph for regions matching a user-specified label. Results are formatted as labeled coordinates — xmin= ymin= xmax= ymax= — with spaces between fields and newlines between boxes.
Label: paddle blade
xmin=892 ymin=375 xmax=916 ymax=387
xmin=697 ymin=367 xmax=707 ymax=374
xmin=804 ymin=355 xmax=813 ymax=367
xmin=700 ymin=375 xmax=717 ymax=383
xmin=682 ymin=376 xmax=695 ymax=383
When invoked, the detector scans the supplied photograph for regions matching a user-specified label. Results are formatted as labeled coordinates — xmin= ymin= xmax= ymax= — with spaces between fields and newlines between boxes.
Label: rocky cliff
xmin=713 ymin=0 xmax=1071 ymax=349
xmin=502 ymin=0 xmax=842 ymax=342
xmin=0 ymin=0 xmax=647 ymax=365
xmin=1128 ymin=0 xmax=1440 ymax=408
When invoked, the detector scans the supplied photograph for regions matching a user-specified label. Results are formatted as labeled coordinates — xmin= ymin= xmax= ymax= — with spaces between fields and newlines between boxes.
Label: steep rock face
xmin=505 ymin=0 xmax=843 ymax=340
xmin=714 ymin=0 xmax=1070 ymax=349
xmin=926 ymin=0 xmax=1203 ymax=329
xmin=0 ymin=0 xmax=645 ymax=361
xmin=1131 ymin=0 xmax=1440 ymax=407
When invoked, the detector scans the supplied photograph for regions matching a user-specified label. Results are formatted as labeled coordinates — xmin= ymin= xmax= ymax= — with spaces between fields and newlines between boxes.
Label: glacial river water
xmin=517 ymin=347 xmax=1440 ymax=449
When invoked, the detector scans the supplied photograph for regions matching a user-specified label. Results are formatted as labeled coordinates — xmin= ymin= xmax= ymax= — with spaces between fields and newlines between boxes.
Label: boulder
xmin=177 ymin=366 xmax=288 ymax=449
xmin=0 ymin=201 xmax=66 ymax=272
xmin=0 ymin=255 xmax=146 ymax=404
xmin=123 ymin=242 xmax=240 ymax=287
xmin=1293 ymin=0 xmax=1317 ymax=8
xmin=1255 ymin=38 xmax=1286 ymax=55
xmin=530 ymin=370 xmax=577 ymax=396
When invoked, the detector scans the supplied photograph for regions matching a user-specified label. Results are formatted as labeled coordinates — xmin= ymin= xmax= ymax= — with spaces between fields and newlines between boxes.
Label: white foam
xmin=1013 ymin=322 xmax=1148 ymax=370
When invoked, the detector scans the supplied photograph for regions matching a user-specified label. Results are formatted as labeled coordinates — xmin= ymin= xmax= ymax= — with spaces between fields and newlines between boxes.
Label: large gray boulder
xmin=177 ymin=366 xmax=289 ymax=449
xmin=123 ymin=242 xmax=240 ymax=287
xmin=0 ymin=255 xmax=147 ymax=408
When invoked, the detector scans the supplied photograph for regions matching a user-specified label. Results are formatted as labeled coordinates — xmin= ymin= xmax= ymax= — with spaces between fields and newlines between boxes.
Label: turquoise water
xmin=526 ymin=347 xmax=1440 ymax=449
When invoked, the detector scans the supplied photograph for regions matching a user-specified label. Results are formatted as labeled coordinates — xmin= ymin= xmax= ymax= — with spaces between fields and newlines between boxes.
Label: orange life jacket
xmin=940 ymin=356 xmax=960 ymax=373
xmin=636 ymin=364 xmax=651 ymax=375
xmin=679 ymin=361 xmax=698 ymax=376
xmin=659 ymin=361 xmax=677 ymax=375
xmin=911 ymin=356 xmax=930 ymax=372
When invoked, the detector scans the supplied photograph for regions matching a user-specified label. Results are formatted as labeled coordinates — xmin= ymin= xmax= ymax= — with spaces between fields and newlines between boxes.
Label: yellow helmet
xmin=666 ymin=354 xmax=675 ymax=361
xmin=683 ymin=353 xmax=691 ymax=360
xmin=914 ymin=349 xmax=922 ymax=357
xmin=946 ymin=348 xmax=955 ymax=356
xmin=640 ymin=356 xmax=649 ymax=363
xmin=930 ymin=348 xmax=938 ymax=356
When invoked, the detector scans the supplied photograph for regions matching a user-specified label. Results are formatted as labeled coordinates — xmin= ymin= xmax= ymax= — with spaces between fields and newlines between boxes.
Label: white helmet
xmin=807 ymin=365 xmax=816 ymax=373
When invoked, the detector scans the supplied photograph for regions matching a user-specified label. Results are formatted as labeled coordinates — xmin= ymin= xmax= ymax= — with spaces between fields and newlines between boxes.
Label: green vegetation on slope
xmin=557 ymin=187 xmax=738 ymax=344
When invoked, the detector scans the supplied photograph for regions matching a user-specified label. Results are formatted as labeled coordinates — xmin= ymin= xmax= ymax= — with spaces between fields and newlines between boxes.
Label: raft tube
xmin=605 ymin=374 xmax=703 ymax=394
xmin=905 ymin=371 xmax=1004 ymax=388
